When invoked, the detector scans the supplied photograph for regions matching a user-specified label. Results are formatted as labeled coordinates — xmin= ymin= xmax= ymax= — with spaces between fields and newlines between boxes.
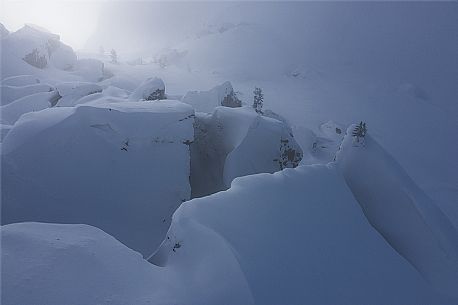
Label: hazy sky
xmin=1 ymin=0 xmax=102 ymax=49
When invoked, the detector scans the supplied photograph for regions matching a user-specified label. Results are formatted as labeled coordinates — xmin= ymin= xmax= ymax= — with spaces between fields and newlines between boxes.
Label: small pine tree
xmin=253 ymin=87 xmax=263 ymax=113
xmin=352 ymin=121 xmax=367 ymax=142
xmin=110 ymin=49 xmax=118 ymax=64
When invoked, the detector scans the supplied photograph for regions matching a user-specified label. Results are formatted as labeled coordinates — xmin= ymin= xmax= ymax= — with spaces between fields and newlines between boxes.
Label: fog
xmin=2 ymin=2 xmax=458 ymax=304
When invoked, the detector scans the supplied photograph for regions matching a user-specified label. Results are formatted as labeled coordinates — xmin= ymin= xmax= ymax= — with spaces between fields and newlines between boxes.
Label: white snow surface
xmin=336 ymin=126 xmax=458 ymax=298
xmin=1 ymin=74 xmax=41 ymax=87
xmin=55 ymin=81 xmax=102 ymax=106
xmin=1 ymin=3 xmax=457 ymax=304
xmin=3 ymin=162 xmax=452 ymax=305
xmin=152 ymin=164 xmax=447 ymax=305
xmin=1 ymin=223 xmax=174 ymax=305
xmin=1 ymin=83 xmax=54 ymax=106
xmin=128 ymin=77 xmax=165 ymax=101
xmin=190 ymin=106 xmax=302 ymax=198
xmin=181 ymin=81 xmax=239 ymax=113
xmin=1 ymin=91 xmax=59 ymax=125
xmin=1 ymin=100 xmax=195 ymax=256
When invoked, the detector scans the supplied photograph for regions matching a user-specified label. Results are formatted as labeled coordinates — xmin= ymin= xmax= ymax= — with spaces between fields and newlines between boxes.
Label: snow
xmin=182 ymin=81 xmax=241 ymax=113
xmin=1 ymin=91 xmax=59 ymax=125
xmin=190 ymin=106 xmax=302 ymax=198
xmin=1 ymin=222 xmax=173 ymax=305
xmin=151 ymin=164 xmax=446 ymax=305
xmin=3 ymin=24 xmax=77 ymax=71
xmin=1 ymin=3 xmax=457 ymax=304
xmin=2 ymin=100 xmax=195 ymax=256
xmin=0 ymin=22 xmax=9 ymax=38
xmin=1 ymin=74 xmax=41 ymax=87
xmin=128 ymin=77 xmax=166 ymax=101
xmin=3 ymin=162 xmax=451 ymax=305
xmin=335 ymin=125 xmax=458 ymax=298
xmin=72 ymin=58 xmax=107 ymax=82
xmin=1 ymin=83 xmax=54 ymax=106
xmin=55 ymin=82 xmax=102 ymax=106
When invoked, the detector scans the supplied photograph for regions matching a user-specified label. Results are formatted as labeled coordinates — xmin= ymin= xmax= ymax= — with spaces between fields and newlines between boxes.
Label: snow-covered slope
xmin=1 ymin=91 xmax=60 ymax=125
xmin=1 ymin=100 xmax=194 ymax=256
xmin=3 ymin=161 xmax=451 ymax=305
xmin=54 ymin=82 xmax=102 ymax=106
xmin=1 ymin=223 xmax=173 ymax=305
xmin=152 ymin=164 xmax=446 ymax=305
xmin=1 ymin=24 xmax=77 ymax=75
xmin=336 ymin=126 xmax=458 ymax=298
xmin=1 ymin=83 xmax=54 ymax=106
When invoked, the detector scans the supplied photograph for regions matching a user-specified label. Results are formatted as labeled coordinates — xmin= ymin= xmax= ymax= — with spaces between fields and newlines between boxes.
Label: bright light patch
xmin=1 ymin=0 xmax=102 ymax=49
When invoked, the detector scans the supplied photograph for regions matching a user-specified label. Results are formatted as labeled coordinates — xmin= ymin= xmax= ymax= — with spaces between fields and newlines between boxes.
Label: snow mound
xmin=190 ymin=106 xmax=302 ymax=197
xmin=55 ymin=82 xmax=103 ymax=106
xmin=1 ymin=83 xmax=54 ymax=106
xmin=72 ymin=58 xmax=110 ymax=83
xmin=1 ymin=75 xmax=40 ymax=87
xmin=1 ymin=91 xmax=59 ymax=125
xmin=99 ymin=75 xmax=138 ymax=92
xmin=5 ymin=24 xmax=77 ymax=70
xmin=1 ymin=123 xmax=13 ymax=141
xmin=1 ymin=222 xmax=172 ymax=305
xmin=152 ymin=164 xmax=444 ymax=305
xmin=182 ymin=81 xmax=241 ymax=113
xmin=336 ymin=125 xmax=458 ymax=298
xmin=2 ymin=100 xmax=195 ymax=256
xmin=128 ymin=77 xmax=166 ymax=101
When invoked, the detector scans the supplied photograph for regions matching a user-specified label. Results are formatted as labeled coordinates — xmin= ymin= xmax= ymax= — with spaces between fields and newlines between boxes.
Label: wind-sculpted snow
xmin=152 ymin=164 xmax=445 ymax=305
xmin=1 ymin=223 xmax=174 ymax=305
xmin=336 ymin=125 xmax=458 ymax=298
xmin=182 ymin=81 xmax=241 ymax=113
xmin=1 ymin=75 xmax=41 ymax=87
xmin=1 ymin=91 xmax=60 ymax=125
xmin=190 ymin=106 xmax=302 ymax=198
xmin=128 ymin=77 xmax=166 ymax=101
xmin=2 ymin=24 xmax=77 ymax=71
xmin=2 ymin=165 xmax=448 ymax=305
xmin=1 ymin=83 xmax=54 ymax=106
xmin=55 ymin=81 xmax=103 ymax=106
xmin=1 ymin=100 xmax=195 ymax=256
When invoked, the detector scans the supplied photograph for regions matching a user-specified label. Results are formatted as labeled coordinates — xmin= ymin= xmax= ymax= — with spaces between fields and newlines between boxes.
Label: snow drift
xmin=335 ymin=125 xmax=458 ymax=298
xmin=1 ymin=91 xmax=60 ymax=125
xmin=190 ymin=106 xmax=302 ymax=198
xmin=128 ymin=77 xmax=165 ymax=101
xmin=152 ymin=164 xmax=445 ymax=305
xmin=182 ymin=81 xmax=241 ymax=113
xmin=1 ymin=222 xmax=174 ymax=305
xmin=1 ymin=100 xmax=194 ymax=256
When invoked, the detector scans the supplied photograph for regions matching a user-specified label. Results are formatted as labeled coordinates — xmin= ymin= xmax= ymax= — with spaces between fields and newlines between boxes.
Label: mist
xmin=2 ymin=1 xmax=458 ymax=305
